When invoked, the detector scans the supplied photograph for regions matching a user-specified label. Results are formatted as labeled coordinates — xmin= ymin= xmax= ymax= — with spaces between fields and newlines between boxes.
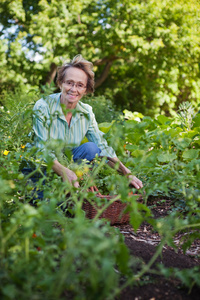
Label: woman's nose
xmin=70 ymin=83 xmax=77 ymax=91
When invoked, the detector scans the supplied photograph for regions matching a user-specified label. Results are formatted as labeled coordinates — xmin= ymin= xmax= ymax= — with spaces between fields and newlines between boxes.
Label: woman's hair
xmin=56 ymin=55 xmax=95 ymax=93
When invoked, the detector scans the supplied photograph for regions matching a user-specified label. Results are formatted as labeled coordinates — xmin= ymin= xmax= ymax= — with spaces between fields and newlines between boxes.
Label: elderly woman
xmin=32 ymin=55 xmax=143 ymax=190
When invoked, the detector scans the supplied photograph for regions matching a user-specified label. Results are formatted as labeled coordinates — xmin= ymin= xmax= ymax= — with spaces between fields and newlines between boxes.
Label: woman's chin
xmin=66 ymin=99 xmax=79 ymax=108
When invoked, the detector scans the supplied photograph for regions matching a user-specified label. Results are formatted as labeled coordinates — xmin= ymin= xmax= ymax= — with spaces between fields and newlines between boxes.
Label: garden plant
xmin=0 ymin=89 xmax=200 ymax=299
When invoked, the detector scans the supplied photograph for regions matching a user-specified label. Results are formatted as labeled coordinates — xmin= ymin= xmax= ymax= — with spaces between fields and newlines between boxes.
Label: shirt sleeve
xmin=33 ymin=99 xmax=57 ymax=161
xmin=85 ymin=107 xmax=117 ymax=158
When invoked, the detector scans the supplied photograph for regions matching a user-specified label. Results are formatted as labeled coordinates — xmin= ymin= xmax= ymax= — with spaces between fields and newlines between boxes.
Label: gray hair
xmin=56 ymin=54 xmax=95 ymax=93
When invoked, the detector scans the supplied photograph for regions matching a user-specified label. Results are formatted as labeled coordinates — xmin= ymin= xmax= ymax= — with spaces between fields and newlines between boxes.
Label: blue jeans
xmin=72 ymin=142 xmax=101 ymax=162
xmin=22 ymin=142 xmax=101 ymax=201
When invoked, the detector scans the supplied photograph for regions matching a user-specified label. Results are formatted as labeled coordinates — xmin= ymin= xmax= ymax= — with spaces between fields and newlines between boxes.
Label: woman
xmin=32 ymin=55 xmax=143 ymax=190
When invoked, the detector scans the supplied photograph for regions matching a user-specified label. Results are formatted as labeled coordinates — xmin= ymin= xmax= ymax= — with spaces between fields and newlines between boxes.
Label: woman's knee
xmin=72 ymin=142 xmax=101 ymax=162
xmin=85 ymin=142 xmax=101 ymax=156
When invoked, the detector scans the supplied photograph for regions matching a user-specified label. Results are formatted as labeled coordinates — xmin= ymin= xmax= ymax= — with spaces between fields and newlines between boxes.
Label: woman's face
xmin=60 ymin=67 xmax=88 ymax=108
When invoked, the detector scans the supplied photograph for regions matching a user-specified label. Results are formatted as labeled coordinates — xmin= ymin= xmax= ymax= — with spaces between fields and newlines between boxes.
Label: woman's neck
xmin=60 ymin=94 xmax=77 ymax=110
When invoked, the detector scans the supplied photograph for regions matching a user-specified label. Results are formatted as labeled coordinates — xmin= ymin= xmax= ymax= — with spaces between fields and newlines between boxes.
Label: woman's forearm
xmin=107 ymin=157 xmax=130 ymax=175
xmin=52 ymin=160 xmax=79 ymax=187
xmin=107 ymin=157 xmax=143 ymax=189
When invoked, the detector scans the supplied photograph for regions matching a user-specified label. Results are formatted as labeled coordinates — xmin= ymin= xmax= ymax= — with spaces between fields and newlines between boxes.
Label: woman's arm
xmin=107 ymin=157 xmax=143 ymax=190
xmin=84 ymin=107 xmax=143 ymax=189
xmin=52 ymin=160 xmax=79 ymax=188
xmin=85 ymin=107 xmax=116 ymax=158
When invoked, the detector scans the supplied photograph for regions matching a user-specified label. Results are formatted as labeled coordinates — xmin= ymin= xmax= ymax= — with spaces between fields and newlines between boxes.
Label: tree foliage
xmin=0 ymin=0 xmax=200 ymax=115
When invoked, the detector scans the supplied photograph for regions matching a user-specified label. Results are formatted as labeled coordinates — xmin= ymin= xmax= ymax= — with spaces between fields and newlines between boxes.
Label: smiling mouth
xmin=67 ymin=93 xmax=78 ymax=99
xmin=68 ymin=92 xmax=78 ymax=96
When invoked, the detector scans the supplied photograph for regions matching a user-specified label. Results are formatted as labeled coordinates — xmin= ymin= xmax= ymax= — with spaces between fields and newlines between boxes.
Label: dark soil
xmin=115 ymin=199 xmax=200 ymax=300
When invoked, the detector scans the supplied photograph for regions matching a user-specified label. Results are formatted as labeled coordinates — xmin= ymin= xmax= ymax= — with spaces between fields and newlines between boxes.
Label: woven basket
xmin=81 ymin=156 xmax=143 ymax=225
xmin=82 ymin=195 xmax=130 ymax=225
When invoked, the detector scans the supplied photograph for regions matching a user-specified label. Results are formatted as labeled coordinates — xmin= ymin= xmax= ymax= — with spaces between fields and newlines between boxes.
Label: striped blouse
xmin=32 ymin=93 xmax=116 ymax=161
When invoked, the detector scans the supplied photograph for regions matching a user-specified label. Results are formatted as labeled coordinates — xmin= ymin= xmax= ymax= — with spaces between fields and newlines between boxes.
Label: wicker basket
xmin=82 ymin=194 xmax=130 ymax=225
xmin=81 ymin=155 xmax=143 ymax=225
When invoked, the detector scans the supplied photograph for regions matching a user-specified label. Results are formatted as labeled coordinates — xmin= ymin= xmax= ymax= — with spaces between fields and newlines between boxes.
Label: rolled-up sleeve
xmin=33 ymin=99 xmax=57 ymax=161
xmin=86 ymin=108 xmax=116 ymax=158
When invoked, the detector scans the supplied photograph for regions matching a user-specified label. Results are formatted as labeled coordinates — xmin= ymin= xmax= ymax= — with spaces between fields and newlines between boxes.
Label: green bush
xmin=83 ymin=95 xmax=121 ymax=123
xmin=0 ymin=190 xmax=129 ymax=299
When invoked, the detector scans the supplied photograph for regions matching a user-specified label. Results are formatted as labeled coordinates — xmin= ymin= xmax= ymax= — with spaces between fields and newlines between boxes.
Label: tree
xmin=0 ymin=0 xmax=200 ymax=115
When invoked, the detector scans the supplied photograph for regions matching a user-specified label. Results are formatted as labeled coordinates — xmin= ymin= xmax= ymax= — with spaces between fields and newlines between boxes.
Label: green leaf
xmin=173 ymin=137 xmax=192 ymax=150
xmin=157 ymin=152 xmax=177 ymax=162
xmin=193 ymin=114 xmax=200 ymax=129
xmin=81 ymin=136 xmax=89 ymax=144
xmin=116 ymin=242 xmax=130 ymax=274
xmin=2 ymin=284 xmax=16 ymax=299
xmin=182 ymin=149 xmax=199 ymax=160
xmin=131 ymin=149 xmax=146 ymax=158
xmin=125 ymin=144 xmax=138 ymax=151
xmin=123 ymin=109 xmax=144 ymax=120
xmin=98 ymin=121 xmax=114 ymax=133
xmin=130 ymin=210 xmax=143 ymax=232
xmin=156 ymin=115 xmax=172 ymax=125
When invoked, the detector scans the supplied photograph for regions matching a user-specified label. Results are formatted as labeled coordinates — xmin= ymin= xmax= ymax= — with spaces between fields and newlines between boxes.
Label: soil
xmin=115 ymin=198 xmax=200 ymax=300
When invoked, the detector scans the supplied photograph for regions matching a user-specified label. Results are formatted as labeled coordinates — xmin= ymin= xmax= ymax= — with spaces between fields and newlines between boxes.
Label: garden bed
xmin=116 ymin=198 xmax=200 ymax=300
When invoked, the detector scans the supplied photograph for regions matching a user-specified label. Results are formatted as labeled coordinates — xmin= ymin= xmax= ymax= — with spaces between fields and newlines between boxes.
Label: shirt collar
xmin=75 ymin=102 xmax=90 ymax=115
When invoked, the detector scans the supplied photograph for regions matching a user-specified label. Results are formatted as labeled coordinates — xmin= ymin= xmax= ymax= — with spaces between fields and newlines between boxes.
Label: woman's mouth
xmin=67 ymin=93 xmax=78 ymax=99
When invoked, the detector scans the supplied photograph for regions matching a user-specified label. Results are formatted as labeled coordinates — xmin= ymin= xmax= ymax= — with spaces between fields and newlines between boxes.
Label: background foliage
xmin=0 ymin=0 xmax=200 ymax=115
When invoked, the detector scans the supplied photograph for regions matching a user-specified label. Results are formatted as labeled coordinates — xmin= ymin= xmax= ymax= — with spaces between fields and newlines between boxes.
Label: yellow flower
xmin=83 ymin=166 xmax=89 ymax=173
xmin=21 ymin=145 xmax=25 ymax=149
xmin=75 ymin=170 xmax=84 ymax=178
xmin=3 ymin=150 xmax=9 ymax=155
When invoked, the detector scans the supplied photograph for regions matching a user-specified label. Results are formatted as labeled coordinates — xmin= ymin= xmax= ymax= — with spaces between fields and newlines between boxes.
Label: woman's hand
xmin=107 ymin=157 xmax=143 ymax=190
xmin=52 ymin=160 xmax=79 ymax=188
xmin=63 ymin=168 xmax=80 ymax=188
xmin=127 ymin=174 xmax=143 ymax=190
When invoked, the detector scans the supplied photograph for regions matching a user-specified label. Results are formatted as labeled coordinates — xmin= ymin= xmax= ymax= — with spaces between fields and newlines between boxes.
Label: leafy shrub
xmin=106 ymin=104 xmax=200 ymax=206
xmin=0 ymin=189 xmax=129 ymax=299
xmin=83 ymin=95 xmax=121 ymax=123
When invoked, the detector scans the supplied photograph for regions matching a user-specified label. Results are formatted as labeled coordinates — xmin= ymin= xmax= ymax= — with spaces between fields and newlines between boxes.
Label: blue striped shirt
xmin=32 ymin=93 xmax=116 ymax=160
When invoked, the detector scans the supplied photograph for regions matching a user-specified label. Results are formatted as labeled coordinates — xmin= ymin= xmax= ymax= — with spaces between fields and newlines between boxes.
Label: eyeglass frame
xmin=63 ymin=80 xmax=87 ymax=92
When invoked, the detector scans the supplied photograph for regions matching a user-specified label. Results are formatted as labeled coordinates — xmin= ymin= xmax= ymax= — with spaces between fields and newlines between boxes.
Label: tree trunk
xmin=95 ymin=61 xmax=113 ymax=88
xmin=94 ymin=56 xmax=120 ymax=88
xmin=45 ymin=62 xmax=57 ymax=85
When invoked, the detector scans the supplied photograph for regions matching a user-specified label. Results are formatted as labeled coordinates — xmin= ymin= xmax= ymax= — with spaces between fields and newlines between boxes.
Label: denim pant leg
xmin=22 ymin=167 xmax=46 ymax=201
xmin=72 ymin=142 xmax=101 ymax=162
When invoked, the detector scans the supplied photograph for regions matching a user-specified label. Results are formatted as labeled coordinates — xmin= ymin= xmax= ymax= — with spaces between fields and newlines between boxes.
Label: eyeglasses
xmin=63 ymin=80 xmax=87 ymax=92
